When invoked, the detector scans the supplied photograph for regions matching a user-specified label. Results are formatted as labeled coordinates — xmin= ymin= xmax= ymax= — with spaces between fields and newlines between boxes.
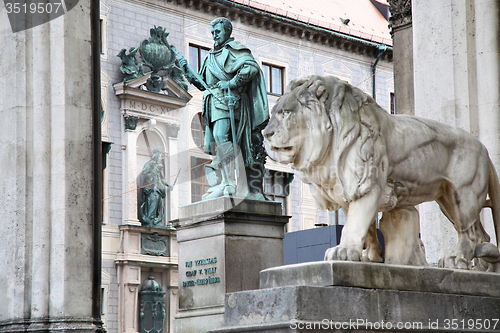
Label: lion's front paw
xmin=438 ymin=255 xmax=470 ymax=270
xmin=324 ymin=246 xmax=361 ymax=261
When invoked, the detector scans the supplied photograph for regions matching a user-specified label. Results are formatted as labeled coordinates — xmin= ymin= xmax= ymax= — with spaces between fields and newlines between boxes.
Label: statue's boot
xmin=245 ymin=163 xmax=266 ymax=201
xmin=219 ymin=142 xmax=237 ymax=196
xmin=202 ymin=159 xmax=222 ymax=200
xmin=204 ymin=142 xmax=236 ymax=199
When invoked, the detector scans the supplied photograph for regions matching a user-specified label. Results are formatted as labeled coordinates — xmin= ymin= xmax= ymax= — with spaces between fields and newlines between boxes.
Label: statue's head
xmin=210 ymin=17 xmax=232 ymax=49
xmin=152 ymin=146 xmax=162 ymax=161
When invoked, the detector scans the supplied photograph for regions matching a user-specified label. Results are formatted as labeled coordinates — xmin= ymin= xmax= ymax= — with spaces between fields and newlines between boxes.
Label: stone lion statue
xmin=263 ymin=75 xmax=500 ymax=271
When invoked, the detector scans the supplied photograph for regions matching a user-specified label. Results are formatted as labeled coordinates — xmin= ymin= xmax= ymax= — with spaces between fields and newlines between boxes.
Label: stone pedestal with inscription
xmin=171 ymin=197 xmax=289 ymax=333
xmin=208 ymin=261 xmax=500 ymax=333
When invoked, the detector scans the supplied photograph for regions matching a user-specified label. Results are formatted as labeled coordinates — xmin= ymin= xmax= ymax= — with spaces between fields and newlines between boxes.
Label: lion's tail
xmin=488 ymin=159 xmax=500 ymax=250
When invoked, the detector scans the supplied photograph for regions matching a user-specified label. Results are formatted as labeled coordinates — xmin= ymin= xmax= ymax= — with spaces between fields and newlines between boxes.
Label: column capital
xmin=388 ymin=0 xmax=412 ymax=33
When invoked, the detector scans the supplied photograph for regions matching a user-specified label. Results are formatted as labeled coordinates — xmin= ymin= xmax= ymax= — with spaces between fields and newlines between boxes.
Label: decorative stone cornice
xmin=114 ymin=73 xmax=191 ymax=124
xmin=115 ymin=253 xmax=178 ymax=267
xmin=388 ymin=0 xmax=412 ymax=33
xmin=114 ymin=73 xmax=192 ymax=109
xmin=116 ymin=225 xmax=178 ymax=268
xmin=129 ymin=0 xmax=393 ymax=61
xmin=0 ymin=318 xmax=103 ymax=333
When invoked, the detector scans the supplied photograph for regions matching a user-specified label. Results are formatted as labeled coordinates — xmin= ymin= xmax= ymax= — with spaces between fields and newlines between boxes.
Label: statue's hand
xmin=217 ymin=81 xmax=230 ymax=90
xmin=178 ymin=57 xmax=188 ymax=71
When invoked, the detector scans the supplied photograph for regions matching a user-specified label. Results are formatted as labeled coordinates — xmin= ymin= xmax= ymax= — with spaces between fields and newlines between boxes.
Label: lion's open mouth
xmin=272 ymin=146 xmax=293 ymax=152
xmin=269 ymin=145 xmax=293 ymax=153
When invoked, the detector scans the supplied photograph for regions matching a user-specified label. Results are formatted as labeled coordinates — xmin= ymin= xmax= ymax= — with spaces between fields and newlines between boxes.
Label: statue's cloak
xmin=199 ymin=39 xmax=269 ymax=165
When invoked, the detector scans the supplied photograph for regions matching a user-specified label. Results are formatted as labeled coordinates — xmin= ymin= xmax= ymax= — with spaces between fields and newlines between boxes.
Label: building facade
xmin=99 ymin=0 xmax=393 ymax=331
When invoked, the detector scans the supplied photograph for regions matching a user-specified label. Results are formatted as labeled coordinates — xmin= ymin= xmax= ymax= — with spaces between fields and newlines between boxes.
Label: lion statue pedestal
xmin=207 ymin=262 xmax=500 ymax=333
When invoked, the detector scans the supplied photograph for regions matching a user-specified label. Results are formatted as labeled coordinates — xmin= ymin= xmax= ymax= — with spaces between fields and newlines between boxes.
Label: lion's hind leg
xmin=379 ymin=207 xmax=427 ymax=266
xmin=361 ymin=223 xmax=383 ymax=263
xmin=436 ymin=181 xmax=489 ymax=270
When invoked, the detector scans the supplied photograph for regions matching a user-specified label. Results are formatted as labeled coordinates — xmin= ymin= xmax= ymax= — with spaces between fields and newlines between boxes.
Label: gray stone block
xmin=209 ymin=262 xmax=500 ymax=332
xmin=259 ymin=261 xmax=500 ymax=297
xmin=136 ymin=13 xmax=147 ymax=22
xmin=177 ymin=196 xmax=284 ymax=220
xmin=124 ymin=25 xmax=135 ymax=34
xmin=213 ymin=285 xmax=500 ymax=332
xmin=123 ymin=10 xmax=135 ymax=19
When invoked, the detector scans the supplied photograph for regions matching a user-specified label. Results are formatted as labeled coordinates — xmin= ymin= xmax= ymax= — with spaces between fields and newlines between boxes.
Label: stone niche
xmin=114 ymin=73 xmax=192 ymax=226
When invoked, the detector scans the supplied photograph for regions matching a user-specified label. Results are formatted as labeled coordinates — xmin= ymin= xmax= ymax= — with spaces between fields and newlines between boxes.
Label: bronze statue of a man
xmin=139 ymin=147 xmax=173 ymax=227
xmin=179 ymin=17 xmax=269 ymax=200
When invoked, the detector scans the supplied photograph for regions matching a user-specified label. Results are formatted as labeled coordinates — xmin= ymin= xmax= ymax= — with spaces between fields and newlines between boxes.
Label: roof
xmin=229 ymin=0 xmax=392 ymax=46
xmin=372 ymin=0 xmax=389 ymax=5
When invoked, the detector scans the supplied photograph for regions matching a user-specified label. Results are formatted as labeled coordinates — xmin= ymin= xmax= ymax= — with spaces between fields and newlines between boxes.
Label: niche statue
xmin=139 ymin=147 xmax=172 ymax=227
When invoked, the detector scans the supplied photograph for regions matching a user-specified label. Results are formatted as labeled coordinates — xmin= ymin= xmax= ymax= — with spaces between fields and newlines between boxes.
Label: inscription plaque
xmin=182 ymin=257 xmax=220 ymax=287
xmin=141 ymin=233 xmax=169 ymax=256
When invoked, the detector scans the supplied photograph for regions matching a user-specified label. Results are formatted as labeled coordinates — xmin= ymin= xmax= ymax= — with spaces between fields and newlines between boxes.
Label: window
xmin=99 ymin=5 xmax=110 ymax=60
xmin=264 ymin=170 xmax=292 ymax=214
xmin=191 ymin=157 xmax=211 ymax=203
xmin=261 ymin=63 xmax=284 ymax=95
xmin=390 ymin=92 xmax=395 ymax=115
xmin=189 ymin=44 xmax=210 ymax=72
xmin=101 ymin=142 xmax=112 ymax=224
xmin=99 ymin=19 xmax=104 ymax=55
xmin=191 ymin=112 xmax=205 ymax=149
xmin=101 ymin=287 xmax=105 ymax=315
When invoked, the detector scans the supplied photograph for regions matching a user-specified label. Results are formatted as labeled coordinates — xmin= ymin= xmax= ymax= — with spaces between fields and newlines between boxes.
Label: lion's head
xmin=263 ymin=76 xmax=336 ymax=171
xmin=264 ymin=75 xmax=385 ymax=202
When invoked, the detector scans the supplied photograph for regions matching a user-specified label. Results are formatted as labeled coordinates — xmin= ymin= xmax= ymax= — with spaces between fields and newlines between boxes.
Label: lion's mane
xmin=286 ymin=75 xmax=389 ymax=204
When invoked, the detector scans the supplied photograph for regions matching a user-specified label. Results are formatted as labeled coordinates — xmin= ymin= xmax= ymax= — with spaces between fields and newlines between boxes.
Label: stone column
xmin=475 ymin=0 xmax=500 ymax=242
xmin=475 ymin=0 xmax=500 ymax=166
xmin=168 ymin=136 xmax=179 ymax=221
xmin=0 ymin=1 xmax=101 ymax=331
xmin=412 ymin=0 xmax=466 ymax=266
xmin=123 ymin=115 xmax=141 ymax=226
xmin=167 ymin=235 xmax=179 ymax=333
xmin=167 ymin=123 xmax=180 ymax=221
xmin=412 ymin=0 xmax=499 ymax=264
xmin=120 ymin=265 xmax=141 ymax=333
xmin=388 ymin=0 xmax=414 ymax=115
